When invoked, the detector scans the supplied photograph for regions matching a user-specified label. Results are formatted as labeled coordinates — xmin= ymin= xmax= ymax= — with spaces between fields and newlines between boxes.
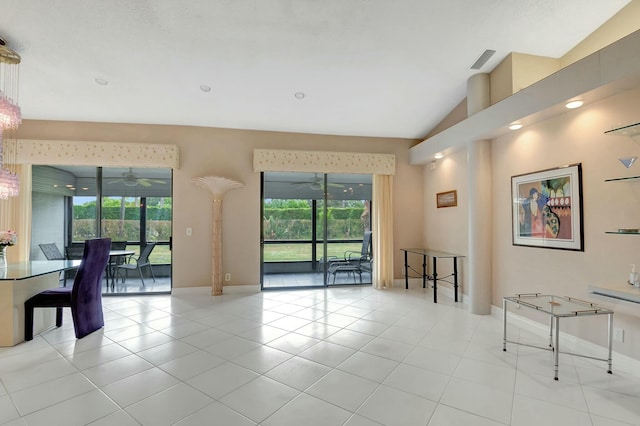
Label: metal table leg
xmin=503 ymin=298 xmax=507 ymax=351
xmin=554 ymin=316 xmax=560 ymax=380
xmin=607 ymin=313 xmax=613 ymax=374
xmin=404 ymin=250 xmax=409 ymax=289
xmin=453 ymin=257 xmax=459 ymax=302
xmin=432 ymin=256 xmax=438 ymax=303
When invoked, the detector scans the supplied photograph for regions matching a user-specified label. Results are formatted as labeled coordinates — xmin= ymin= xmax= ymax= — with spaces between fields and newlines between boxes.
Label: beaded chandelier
xmin=0 ymin=37 xmax=21 ymax=199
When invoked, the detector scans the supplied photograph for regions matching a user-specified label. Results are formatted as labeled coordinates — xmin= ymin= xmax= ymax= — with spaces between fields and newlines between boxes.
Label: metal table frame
xmin=502 ymin=293 xmax=613 ymax=380
xmin=400 ymin=248 xmax=464 ymax=303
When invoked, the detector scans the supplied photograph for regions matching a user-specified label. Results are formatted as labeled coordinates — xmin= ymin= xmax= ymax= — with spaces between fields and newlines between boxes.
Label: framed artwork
xmin=436 ymin=190 xmax=457 ymax=208
xmin=511 ymin=164 xmax=583 ymax=251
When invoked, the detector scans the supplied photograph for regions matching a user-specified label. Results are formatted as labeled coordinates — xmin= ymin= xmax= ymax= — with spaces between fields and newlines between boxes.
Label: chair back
xmin=111 ymin=241 xmax=127 ymax=250
xmin=138 ymin=242 xmax=156 ymax=265
xmin=65 ymin=243 xmax=85 ymax=260
xmin=111 ymin=241 xmax=128 ymax=265
xmin=360 ymin=231 xmax=372 ymax=257
xmin=39 ymin=243 xmax=65 ymax=260
xmin=70 ymin=238 xmax=111 ymax=338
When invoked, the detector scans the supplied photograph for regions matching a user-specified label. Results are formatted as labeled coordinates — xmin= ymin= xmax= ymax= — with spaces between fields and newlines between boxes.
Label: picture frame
xmin=436 ymin=190 xmax=457 ymax=208
xmin=511 ymin=164 xmax=583 ymax=251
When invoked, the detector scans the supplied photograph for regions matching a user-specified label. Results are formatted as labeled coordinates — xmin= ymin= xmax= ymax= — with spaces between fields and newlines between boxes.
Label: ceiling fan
xmin=291 ymin=173 xmax=343 ymax=190
xmin=108 ymin=168 xmax=166 ymax=187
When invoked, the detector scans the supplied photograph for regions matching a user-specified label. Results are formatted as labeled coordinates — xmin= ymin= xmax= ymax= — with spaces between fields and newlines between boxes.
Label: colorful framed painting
xmin=436 ymin=190 xmax=457 ymax=208
xmin=511 ymin=164 xmax=583 ymax=251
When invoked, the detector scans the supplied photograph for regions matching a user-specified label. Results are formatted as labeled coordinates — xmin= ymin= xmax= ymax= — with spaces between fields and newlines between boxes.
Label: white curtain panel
xmin=372 ymin=174 xmax=394 ymax=289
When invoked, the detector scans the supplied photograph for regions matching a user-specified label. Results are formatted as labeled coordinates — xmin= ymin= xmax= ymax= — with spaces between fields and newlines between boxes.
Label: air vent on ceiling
xmin=470 ymin=49 xmax=496 ymax=70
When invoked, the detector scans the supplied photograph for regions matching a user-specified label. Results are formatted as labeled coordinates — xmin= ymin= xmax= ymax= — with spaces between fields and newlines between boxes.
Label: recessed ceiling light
xmin=565 ymin=100 xmax=583 ymax=109
xmin=434 ymin=152 xmax=444 ymax=159
xmin=509 ymin=122 xmax=523 ymax=130
xmin=294 ymin=92 xmax=305 ymax=99
xmin=200 ymin=85 xmax=211 ymax=93
xmin=95 ymin=78 xmax=108 ymax=86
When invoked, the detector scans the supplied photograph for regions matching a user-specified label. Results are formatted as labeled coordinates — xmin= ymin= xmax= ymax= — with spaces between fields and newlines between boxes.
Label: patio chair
xmin=344 ymin=230 xmax=372 ymax=263
xmin=109 ymin=240 xmax=131 ymax=285
xmin=39 ymin=242 xmax=76 ymax=286
xmin=25 ymin=238 xmax=112 ymax=341
xmin=39 ymin=243 xmax=65 ymax=261
xmin=116 ymin=242 xmax=156 ymax=286
xmin=327 ymin=231 xmax=373 ymax=284
xmin=65 ymin=243 xmax=85 ymax=260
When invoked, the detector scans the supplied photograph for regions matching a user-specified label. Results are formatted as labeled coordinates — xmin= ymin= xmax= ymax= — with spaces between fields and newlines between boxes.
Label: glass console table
xmin=400 ymin=248 xmax=464 ymax=303
xmin=502 ymin=293 xmax=613 ymax=380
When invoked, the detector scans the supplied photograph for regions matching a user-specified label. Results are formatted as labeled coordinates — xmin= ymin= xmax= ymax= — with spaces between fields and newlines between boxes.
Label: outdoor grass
xmin=263 ymin=242 xmax=361 ymax=262
xmin=147 ymin=242 xmax=363 ymax=264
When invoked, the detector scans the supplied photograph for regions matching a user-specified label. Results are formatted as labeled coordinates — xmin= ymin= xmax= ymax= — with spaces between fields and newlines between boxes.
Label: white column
xmin=467 ymin=73 xmax=491 ymax=116
xmin=467 ymin=140 xmax=492 ymax=314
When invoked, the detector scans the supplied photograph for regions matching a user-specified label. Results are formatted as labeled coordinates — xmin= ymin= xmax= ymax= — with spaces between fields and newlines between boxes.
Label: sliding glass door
xmin=31 ymin=165 xmax=172 ymax=295
xmin=261 ymin=172 xmax=372 ymax=289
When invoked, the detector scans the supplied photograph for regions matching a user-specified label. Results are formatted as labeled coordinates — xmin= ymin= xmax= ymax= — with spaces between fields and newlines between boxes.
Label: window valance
xmin=253 ymin=149 xmax=395 ymax=175
xmin=16 ymin=139 xmax=180 ymax=169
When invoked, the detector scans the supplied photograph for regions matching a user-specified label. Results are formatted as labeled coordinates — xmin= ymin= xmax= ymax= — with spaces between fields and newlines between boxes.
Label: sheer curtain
xmin=0 ymin=164 xmax=32 ymax=262
xmin=372 ymin=174 xmax=393 ymax=289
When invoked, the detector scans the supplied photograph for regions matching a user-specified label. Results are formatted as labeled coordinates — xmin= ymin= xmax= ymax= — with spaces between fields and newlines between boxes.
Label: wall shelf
xmin=605 ymin=231 xmax=640 ymax=235
xmin=604 ymin=122 xmax=640 ymax=138
xmin=591 ymin=283 xmax=640 ymax=304
xmin=604 ymin=175 xmax=640 ymax=182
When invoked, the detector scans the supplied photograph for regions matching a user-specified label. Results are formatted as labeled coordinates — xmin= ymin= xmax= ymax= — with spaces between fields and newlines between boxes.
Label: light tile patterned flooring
xmin=1 ymin=286 xmax=639 ymax=425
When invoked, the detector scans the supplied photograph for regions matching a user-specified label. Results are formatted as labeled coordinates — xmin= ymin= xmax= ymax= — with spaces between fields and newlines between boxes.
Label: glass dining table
xmin=0 ymin=260 xmax=80 ymax=346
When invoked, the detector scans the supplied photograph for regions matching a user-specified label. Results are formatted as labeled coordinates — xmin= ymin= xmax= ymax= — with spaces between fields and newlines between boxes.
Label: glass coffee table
xmin=502 ymin=293 xmax=613 ymax=380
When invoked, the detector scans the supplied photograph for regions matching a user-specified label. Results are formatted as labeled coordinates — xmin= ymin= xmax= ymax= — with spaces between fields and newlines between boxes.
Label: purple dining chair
xmin=24 ymin=238 xmax=111 ymax=341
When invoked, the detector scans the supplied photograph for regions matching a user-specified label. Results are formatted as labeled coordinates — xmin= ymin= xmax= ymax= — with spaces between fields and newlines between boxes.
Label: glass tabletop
xmin=504 ymin=293 xmax=613 ymax=317
xmin=0 ymin=260 xmax=81 ymax=280
xmin=400 ymin=248 xmax=465 ymax=258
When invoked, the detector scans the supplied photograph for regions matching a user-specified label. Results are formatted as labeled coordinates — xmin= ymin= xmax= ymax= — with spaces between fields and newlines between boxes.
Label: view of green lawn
xmin=147 ymin=242 xmax=363 ymax=264
xmin=263 ymin=242 xmax=362 ymax=262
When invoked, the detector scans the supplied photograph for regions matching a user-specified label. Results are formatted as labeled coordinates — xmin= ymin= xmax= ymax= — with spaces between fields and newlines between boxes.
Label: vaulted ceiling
xmin=0 ymin=0 xmax=631 ymax=139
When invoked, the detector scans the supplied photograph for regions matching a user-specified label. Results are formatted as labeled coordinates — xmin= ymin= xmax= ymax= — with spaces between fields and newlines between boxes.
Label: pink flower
xmin=0 ymin=230 xmax=17 ymax=246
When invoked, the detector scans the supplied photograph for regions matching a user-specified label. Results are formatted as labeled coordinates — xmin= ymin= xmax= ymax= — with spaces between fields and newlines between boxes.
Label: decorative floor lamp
xmin=192 ymin=176 xmax=244 ymax=295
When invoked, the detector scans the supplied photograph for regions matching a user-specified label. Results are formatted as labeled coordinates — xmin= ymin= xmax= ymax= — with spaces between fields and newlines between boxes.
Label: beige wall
xmin=424 ymin=99 xmax=468 ymax=141
xmin=423 ymin=149 xmax=469 ymax=287
xmin=426 ymin=86 xmax=640 ymax=359
xmin=16 ymin=121 xmax=425 ymax=290
xmin=428 ymin=2 xmax=640 ymax=140
xmin=511 ymin=53 xmax=560 ymax=94
xmin=562 ymin=0 xmax=640 ymax=68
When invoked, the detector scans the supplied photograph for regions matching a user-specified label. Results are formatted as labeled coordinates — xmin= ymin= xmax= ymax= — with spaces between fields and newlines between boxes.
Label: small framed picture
xmin=436 ymin=190 xmax=457 ymax=208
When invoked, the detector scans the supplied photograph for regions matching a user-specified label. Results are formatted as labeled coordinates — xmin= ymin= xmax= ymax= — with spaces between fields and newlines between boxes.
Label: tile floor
xmin=1 ymin=286 xmax=639 ymax=425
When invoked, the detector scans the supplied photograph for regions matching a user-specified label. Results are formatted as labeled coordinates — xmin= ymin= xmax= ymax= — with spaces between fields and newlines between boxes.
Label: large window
xmin=31 ymin=165 xmax=172 ymax=294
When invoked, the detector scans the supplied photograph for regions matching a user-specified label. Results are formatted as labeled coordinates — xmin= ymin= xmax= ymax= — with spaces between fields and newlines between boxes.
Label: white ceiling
xmin=0 ymin=0 xmax=630 ymax=139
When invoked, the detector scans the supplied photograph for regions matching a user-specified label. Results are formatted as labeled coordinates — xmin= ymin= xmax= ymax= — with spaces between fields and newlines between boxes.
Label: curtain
xmin=372 ymin=174 xmax=393 ymax=289
xmin=0 ymin=164 xmax=32 ymax=262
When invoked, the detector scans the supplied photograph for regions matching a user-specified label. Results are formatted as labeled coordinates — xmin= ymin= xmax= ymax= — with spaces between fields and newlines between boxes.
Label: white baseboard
xmin=223 ymin=284 xmax=261 ymax=294
xmin=172 ymin=285 xmax=261 ymax=296
xmin=171 ymin=286 xmax=211 ymax=296
xmin=491 ymin=304 xmax=640 ymax=379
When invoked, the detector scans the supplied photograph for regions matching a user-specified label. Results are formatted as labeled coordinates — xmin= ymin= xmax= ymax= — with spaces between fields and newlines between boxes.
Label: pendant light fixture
xmin=0 ymin=37 xmax=21 ymax=199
